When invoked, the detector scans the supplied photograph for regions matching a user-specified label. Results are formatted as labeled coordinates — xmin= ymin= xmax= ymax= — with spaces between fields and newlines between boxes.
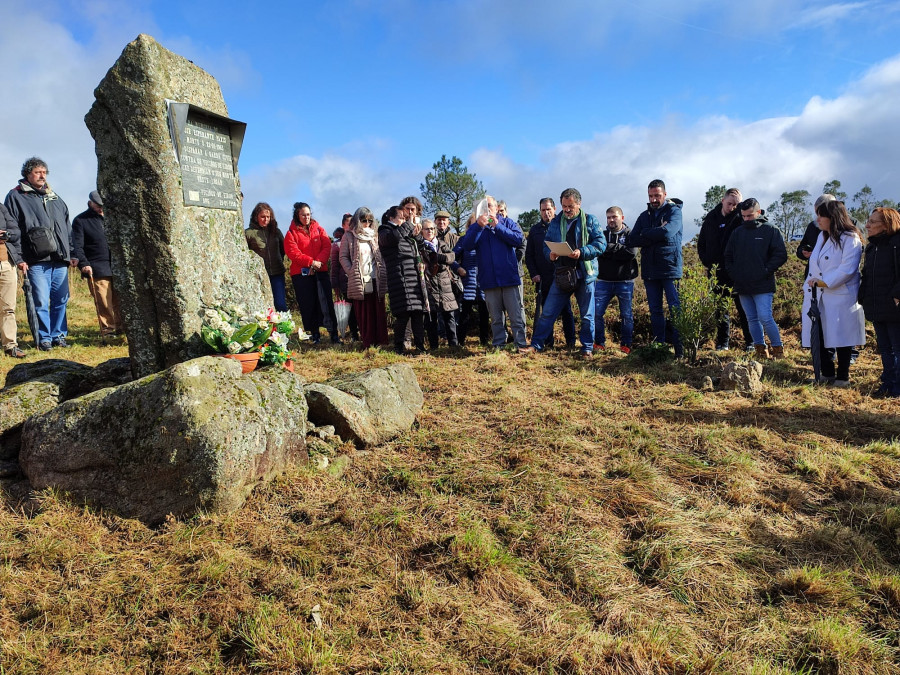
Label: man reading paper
xmin=522 ymin=188 xmax=605 ymax=359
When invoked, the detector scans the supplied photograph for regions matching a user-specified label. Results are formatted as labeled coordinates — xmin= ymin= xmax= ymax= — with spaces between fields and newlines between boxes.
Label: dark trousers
xmin=816 ymin=320 xmax=853 ymax=380
xmin=292 ymin=272 xmax=338 ymax=342
xmin=394 ymin=310 xmax=425 ymax=352
xmin=459 ymin=299 xmax=490 ymax=345
xmin=426 ymin=307 xmax=458 ymax=348
xmin=873 ymin=321 xmax=900 ymax=394
xmin=711 ymin=277 xmax=751 ymax=348
xmin=268 ymin=274 xmax=288 ymax=312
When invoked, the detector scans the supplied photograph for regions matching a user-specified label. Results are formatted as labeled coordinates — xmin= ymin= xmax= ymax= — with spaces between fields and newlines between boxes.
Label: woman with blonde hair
xmin=801 ymin=200 xmax=866 ymax=386
xmin=339 ymin=207 xmax=389 ymax=348
xmin=859 ymin=207 xmax=900 ymax=397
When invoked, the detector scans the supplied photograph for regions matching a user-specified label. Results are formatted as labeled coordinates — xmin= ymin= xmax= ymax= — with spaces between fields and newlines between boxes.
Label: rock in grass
xmin=304 ymin=364 xmax=423 ymax=447
xmin=19 ymin=357 xmax=308 ymax=525
xmin=721 ymin=360 xmax=764 ymax=394
xmin=4 ymin=359 xmax=92 ymax=394
xmin=0 ymin=360 xmax=94 ymax=461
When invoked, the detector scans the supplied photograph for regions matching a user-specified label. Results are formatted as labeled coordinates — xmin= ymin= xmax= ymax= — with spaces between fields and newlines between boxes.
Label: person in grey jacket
xmin=3 ymin=157 xmax=76 ymax=350
xmin=724 ymin=198 xmax=788 ymax=360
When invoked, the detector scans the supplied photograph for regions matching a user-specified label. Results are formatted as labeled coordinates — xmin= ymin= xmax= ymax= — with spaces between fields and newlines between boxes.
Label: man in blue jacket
xmin=524 ymin=197 xmax=576 ymax=348
xmin=454 ymin=195 xmax=529 ymax=350
xmin=523 ymin=188 xmax=606 ymax=359
xmin=627 ymin=179 xmax=683 ymax=357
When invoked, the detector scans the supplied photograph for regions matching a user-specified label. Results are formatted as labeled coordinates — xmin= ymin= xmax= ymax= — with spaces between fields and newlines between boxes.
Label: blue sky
xmin=2 ymin=0 xmax=899 ymax=237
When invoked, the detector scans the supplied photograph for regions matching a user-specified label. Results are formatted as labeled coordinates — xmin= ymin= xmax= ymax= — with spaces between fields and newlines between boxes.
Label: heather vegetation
xmin=1 ymin=259 xmax=899 ymax=674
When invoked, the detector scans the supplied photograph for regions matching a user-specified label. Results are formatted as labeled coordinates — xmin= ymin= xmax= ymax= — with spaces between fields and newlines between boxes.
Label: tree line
xmin=419 ymin=155 xmax=897 ymax=241
xmin=697 ymin=180 xmax=898 ymax=241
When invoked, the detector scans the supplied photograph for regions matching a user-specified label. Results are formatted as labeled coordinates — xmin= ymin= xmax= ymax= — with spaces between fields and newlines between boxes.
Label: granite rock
xmin=85 ymin=34 xmax=268 ymax=378
xmin=19 ymin=357 xmax=308 ymax=525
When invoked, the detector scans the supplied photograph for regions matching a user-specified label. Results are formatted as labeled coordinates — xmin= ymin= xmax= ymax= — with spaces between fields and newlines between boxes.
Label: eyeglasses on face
xmin=360 ymin=217 xmax=374 ymax=223
xmin=422 ymin=227 xmax=436 ymax=231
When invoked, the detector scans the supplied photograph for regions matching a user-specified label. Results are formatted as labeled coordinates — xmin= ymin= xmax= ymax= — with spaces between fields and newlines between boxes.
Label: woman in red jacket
xmin=284 ymin=202 xmax=339 ymax=344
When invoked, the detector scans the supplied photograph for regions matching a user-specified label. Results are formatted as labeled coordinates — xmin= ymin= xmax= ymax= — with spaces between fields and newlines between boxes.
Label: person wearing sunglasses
xmin=421 ymin=219 xmax=459 ymax=348
xmin=339 ymin=207 xmax=389 ymax=349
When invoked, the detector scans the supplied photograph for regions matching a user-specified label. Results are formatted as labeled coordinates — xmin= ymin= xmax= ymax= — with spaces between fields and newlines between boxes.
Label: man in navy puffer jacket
xmin=627 ymin=179 xmax=683 ymax=356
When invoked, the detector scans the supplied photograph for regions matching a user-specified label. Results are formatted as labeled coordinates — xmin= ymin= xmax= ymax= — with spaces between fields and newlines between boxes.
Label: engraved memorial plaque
xmin=167 ymin=102 xmax=246 ymax=210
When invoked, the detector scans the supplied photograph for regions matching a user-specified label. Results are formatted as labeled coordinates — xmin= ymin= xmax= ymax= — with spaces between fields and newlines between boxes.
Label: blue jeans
xmin=28 ymin=262 xmax=69 ymax=343
xmin=531 ymin=278 xmax=595 ymax=352
xmin=536 ymin=279 xmax=576 ymax=347
xmin=873 ymin=321 xmax=900 ymax=395
xmin=594 ymin=280 xmax=634 ymax=347
xmin=739 ymin=293 xmax=782 ymax=347
xmin=268 ymin=273 xmax=287 ymax=312
xmin=644 ymin=279 xmax=682 ymax=355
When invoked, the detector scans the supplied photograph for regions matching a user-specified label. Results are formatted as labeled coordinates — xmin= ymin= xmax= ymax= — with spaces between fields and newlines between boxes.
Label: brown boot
xmin=770 ymin=345 xmax=784 ymax=359
xmin=754 ymin=344 xmax=770 ymax=360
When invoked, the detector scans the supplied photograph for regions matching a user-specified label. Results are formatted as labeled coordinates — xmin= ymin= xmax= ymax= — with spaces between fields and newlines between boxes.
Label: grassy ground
xmin=1 ymin=270 xmax=899 ymax=674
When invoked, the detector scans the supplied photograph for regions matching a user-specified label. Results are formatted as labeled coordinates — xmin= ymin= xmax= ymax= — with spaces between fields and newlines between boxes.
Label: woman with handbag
xmin=801 ymin=200 xmax=866 ymax=386
xmin=339 ymin=207 xmax=389 ymax=349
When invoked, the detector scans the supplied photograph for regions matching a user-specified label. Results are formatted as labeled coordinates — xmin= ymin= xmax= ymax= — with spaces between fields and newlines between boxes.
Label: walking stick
xmin=85 ymin=270 xmax=106 ymax=338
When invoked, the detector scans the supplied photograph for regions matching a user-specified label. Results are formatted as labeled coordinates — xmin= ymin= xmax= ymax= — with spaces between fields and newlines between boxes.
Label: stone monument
xmin=85 ymin=34 xmax=268 ymax=378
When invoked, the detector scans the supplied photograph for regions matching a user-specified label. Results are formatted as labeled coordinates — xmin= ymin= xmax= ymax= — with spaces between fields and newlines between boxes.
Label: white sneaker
xmin=833 ymin=379 xmax=851 ymax=388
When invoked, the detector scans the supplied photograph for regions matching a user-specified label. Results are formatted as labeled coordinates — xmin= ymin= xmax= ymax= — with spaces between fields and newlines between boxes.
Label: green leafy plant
xmin=200 ymin=306 xmax=297 ymax=365
xmin=671 ymin=264 xmax=730 ymax=363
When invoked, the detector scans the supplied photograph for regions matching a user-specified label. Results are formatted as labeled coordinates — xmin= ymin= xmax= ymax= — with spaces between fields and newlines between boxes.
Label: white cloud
xmin=466 ymin=53 xmax=900 ymax=238
xmin=0 ymin=3 xmax=260 ymax=215
xmin=240 ymin=147 xmax=422 ymax=232
xmin=789 ymin=2 xmax=871 ymax=29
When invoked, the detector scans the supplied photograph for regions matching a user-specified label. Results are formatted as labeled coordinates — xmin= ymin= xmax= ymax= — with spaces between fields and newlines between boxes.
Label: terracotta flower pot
xmin=283 ymin=359 xmax=295 ymax=372
xmin=214 ymin=352 xmax=260 ymax=374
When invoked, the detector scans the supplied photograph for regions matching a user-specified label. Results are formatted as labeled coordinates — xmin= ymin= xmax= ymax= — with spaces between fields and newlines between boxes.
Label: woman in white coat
xmin=801 ymin=200 xmax=866 ymax=386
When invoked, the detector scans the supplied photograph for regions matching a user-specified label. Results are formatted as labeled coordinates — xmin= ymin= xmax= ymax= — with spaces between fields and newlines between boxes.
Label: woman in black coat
xmin=378 ymin=205 xmax=427 ymax=353
xmin=859 ymin=207 xmax=900 ymax=397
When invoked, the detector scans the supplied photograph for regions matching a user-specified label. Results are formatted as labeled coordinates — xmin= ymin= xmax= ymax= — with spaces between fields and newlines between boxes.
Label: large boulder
xmin=85 ymin=34 xmax=268 ymax=378
xmin=304 ymin=364 xmax=424 ymax=447
xmin=4 ymin=358 xmax=93 ymax=393
xmin=0 ymin=360 xmax=93 ymax=461
xmin=19 ymin=357 xmax=308 ymax=525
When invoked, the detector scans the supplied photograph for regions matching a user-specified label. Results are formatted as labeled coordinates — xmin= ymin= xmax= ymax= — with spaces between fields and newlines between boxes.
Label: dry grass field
xmin=1 ymin=265 xmax=899 ymax=674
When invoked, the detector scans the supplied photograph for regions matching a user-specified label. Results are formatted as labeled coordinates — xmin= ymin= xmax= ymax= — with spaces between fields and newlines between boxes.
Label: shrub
xmin=671 ymin=265 xmax=729 ymax=363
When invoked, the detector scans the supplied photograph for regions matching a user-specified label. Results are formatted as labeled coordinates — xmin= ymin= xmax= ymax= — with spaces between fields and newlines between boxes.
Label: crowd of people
xmin=1 ymin=157 xmax=122 ymax=359
xmin=2 ymin=157 xmax=897 ymax=399
xmin=242 ymin=181 xmax=899 ymax=397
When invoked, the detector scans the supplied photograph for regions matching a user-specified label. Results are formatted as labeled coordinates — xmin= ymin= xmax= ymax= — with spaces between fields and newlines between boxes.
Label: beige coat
xmin=339 ymin=231 xmax=388 ymax=301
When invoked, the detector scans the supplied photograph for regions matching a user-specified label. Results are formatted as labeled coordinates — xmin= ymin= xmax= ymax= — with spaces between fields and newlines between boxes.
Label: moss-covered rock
xmin=19 ymin=357 xmax=308 ymax=525
xmin=304 ymin=363 xmax=423 ymax=447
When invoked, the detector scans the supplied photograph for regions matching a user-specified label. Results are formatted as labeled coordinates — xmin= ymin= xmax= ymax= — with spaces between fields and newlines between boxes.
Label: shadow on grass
xmin=648 ymin=403 xmax=900 ymax=448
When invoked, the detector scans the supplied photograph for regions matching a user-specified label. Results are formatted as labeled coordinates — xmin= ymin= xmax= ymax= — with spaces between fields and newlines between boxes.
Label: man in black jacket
xmin=73 ymin=190 xmax=123 ymax=337
xmin=523 ymin=197 xmax=575 ymax=348
xmin=697 ymin=187 xmax=751 ymax=351
xmin=4 ymin=157 xmax=76 ymax=351
xmin=594 ymin=207 xmax=638 ymax=352
xmin=724 ymin=198 xmax=788 ymax=360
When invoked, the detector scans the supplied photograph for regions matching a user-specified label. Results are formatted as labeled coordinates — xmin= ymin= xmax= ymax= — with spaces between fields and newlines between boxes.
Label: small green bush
xmin=671 ymin=265 xmax=729 ymax=363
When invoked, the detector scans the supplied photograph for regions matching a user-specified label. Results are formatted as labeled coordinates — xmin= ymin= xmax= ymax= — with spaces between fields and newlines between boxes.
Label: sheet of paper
xmin=546 ymin=241 xmax=574 ymax=256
